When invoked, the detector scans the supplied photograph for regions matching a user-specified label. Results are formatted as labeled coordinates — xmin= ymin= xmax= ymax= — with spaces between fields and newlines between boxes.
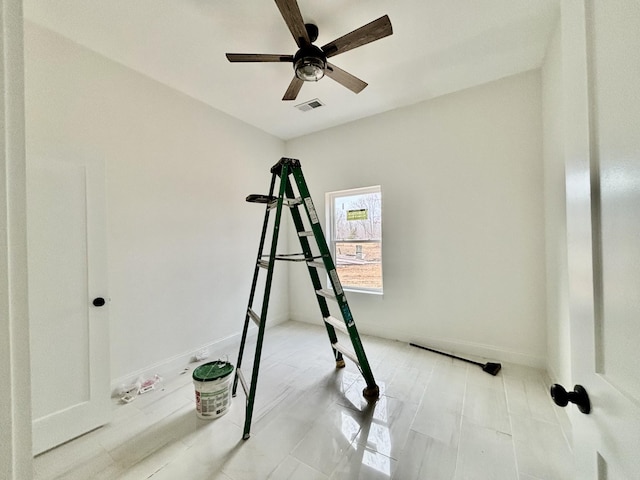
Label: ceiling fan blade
xmin=325 ymin=63 xmax=368 ymax=94
xmin=283 ymin=76 xmax=304 ymax=101
xmin=274 ymin=0 xmax=310 ymax=47
xmin=226 ymin=53 xmax=294 ymax=62
xmin=321 ymin=15 xmax=393 ymax=58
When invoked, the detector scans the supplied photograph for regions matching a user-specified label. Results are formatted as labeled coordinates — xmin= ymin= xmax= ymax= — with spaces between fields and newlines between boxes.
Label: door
xmin=563 ymin=1 xmax=640 ymax=478
xmin=27 ymin=157 xmax=111 ymax=455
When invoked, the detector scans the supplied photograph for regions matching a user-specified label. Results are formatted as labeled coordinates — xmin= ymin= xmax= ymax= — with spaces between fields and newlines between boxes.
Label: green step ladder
xmin=232 ymin=157 xmax=380 ymax=440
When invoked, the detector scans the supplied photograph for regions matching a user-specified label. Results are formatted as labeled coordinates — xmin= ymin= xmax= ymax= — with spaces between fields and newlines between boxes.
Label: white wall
xmin=24 ymin=22 xmax=287 ymax=382
xmin=286 ymin=71 xmax=547 ymax=366
xmin=542 ymin=19 xmax=572 ymax=386
xmin=23 ymin=19 xmax=552 ymax=388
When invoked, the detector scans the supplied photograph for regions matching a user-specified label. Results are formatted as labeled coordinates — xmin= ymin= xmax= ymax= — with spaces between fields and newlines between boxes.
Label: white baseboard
xmin=110 ymin=317 xmax=288 ymax=396
xmin=110 ymin=331 xmax=244 ymax=396
xmin=406 ymin=334 xmax=545 ymax=369
xmin=292 ymin=316 xmax=545 ymax=369
xmin=113 ymin=314 xmax=546 ymax=394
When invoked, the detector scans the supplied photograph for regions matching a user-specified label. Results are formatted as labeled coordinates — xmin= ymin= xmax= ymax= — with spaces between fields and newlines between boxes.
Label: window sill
xmin=343 ymin=287 xmax=383 ymax=296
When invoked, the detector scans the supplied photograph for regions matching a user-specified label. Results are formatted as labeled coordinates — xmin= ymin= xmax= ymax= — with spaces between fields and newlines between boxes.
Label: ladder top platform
xmin=270 ymin=157 xmax=301 ymax=176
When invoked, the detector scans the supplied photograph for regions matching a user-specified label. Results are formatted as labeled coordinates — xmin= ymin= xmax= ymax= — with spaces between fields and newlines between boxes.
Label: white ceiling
xmin=24 ymin=0 xmax=560 ymax=140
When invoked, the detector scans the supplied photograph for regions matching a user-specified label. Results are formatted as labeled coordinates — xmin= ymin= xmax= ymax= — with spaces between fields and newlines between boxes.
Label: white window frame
xmin=325 ymin=185 xmax=383 ymax=295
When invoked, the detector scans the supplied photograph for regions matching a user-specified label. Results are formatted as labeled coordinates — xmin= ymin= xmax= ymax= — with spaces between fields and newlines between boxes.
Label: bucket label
xmin=195 ymin=384 xmax=231 ymax=417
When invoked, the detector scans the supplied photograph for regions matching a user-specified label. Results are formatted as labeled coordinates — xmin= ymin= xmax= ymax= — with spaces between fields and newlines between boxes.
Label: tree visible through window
xmin=326 ymin=186 xmax=383 ymax=294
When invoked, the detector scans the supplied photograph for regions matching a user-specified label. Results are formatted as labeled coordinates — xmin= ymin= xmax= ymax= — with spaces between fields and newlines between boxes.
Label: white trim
xmin=325 ymin=185 xmax=383 ymax=294
xmin=1 ymin=0 xmax=32 ymax=477
xmin=109 ymin=316 xmax=287 ymax=395
xmin=343 ymin=287 xmax=384 ymax=296
xmin=407 ymin=334 xmax=545 ymax=369
xmin=294 ymin=317 xmax=545 ymax=368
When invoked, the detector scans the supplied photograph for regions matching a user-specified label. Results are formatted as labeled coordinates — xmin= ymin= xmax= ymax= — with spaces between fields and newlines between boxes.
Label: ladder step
xmin=316 ymin=289 xmax=336 ymax=301
xmin=298 ymin=230 xmax=314 ymax=237
xmin=332 ymin=342 xmax=360 ymax=366
xmin=324 ymin=316 xmax=347 ymax=334
xmin=306 ymin=260 xmax=325 ymax=269
xmin=236 ymin=367 xmax=249 ymax=397
xmin=248 ymin=308 xmax=260 ymax=326
xmin=283 ymin=197 xmax=303 ymax=207
xmin=260 ymin=254 xmax=319 ymax=266
xmin=274 ymin=253 xmax=307 ymax=262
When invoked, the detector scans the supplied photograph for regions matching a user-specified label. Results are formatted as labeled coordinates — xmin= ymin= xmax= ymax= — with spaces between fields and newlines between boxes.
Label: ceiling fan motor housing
xmin=305 ymin=23 xmax=319 ymax=43
xmin=294 ymin=44 xmax=327 ymax=82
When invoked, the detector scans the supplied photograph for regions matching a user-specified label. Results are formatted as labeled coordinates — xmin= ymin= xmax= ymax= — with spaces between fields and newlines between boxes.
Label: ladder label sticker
xmin=329 ymin=269 xmax=343 ymax=295
xmin=304 ymin=197 xmax=319 ymax=224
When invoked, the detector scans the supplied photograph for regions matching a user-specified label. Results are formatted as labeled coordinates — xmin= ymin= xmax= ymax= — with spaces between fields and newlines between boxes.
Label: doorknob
xmin=550 ymin=384 xmax=591 ymax=414
xmin=92 ymin=297 xmax=106 ymax=307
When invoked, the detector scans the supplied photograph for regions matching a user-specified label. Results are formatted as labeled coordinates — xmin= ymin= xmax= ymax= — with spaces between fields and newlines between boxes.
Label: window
xmin=326 ymin=186 xmax=383 ymax=294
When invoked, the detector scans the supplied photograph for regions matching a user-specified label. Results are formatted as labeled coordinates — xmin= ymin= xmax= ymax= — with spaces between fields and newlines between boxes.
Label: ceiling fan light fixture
xmin=295 ymin=58 xmax=325 ymax=81
xmin=293 ymin=45 xmax=326 ymax=82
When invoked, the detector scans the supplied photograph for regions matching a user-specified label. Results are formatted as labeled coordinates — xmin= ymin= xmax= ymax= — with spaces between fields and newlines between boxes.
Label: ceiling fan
xmin=225 ymin=0 xmax=393 ymax=101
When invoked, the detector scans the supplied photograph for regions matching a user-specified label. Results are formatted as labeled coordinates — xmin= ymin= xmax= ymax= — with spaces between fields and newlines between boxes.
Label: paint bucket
xmin=192 ymin=360 xmax=234 ymax=419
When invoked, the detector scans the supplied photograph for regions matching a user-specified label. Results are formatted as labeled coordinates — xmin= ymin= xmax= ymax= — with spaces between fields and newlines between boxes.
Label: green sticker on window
xmin=347 ymin=209 xmax=368 ymax=221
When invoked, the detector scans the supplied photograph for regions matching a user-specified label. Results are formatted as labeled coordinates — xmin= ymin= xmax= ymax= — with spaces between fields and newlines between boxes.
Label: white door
xmin=27 ymin=158 xmax=111 ymax=455
xmin=563 ymin=1 xmax=640 ymax=478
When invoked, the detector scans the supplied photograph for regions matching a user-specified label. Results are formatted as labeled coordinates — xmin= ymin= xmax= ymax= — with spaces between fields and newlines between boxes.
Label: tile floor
xmin=34 ymin=321 xmax=574 ymax=479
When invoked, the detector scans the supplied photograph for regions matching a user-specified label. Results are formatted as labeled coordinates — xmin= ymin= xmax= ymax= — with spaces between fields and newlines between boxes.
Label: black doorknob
xmin=550 ymin=384 xmax=591 ymax=414
xmin=92 ymin=297 xmax=106 ymax=307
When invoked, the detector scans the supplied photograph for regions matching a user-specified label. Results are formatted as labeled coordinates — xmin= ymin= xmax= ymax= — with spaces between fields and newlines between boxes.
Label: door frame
xmin=1 ymin=0 xmax=33 ymax=478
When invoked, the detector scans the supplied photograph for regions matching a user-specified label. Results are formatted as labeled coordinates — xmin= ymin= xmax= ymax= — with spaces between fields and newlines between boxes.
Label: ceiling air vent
xmin=295 ymin=98 xmax=325 ymax=112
